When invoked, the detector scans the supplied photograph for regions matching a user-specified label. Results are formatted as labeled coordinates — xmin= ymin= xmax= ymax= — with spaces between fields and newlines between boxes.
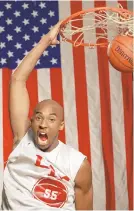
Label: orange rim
xmin=59 ymin=7 xmax=133 ymax=47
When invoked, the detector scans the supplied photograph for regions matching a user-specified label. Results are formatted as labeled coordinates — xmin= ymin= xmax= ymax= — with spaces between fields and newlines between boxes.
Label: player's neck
xmin=41 ymin=139 xmax=59 ymax=153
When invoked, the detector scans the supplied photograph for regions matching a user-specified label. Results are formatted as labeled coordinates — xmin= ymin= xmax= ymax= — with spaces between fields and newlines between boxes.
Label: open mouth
xmin=38 ymin=132 xmax=48 ymax=142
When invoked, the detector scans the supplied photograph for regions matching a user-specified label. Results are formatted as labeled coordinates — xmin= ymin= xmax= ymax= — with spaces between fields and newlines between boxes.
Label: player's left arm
xmin=74 ymin=158 xmax=93 ymax=210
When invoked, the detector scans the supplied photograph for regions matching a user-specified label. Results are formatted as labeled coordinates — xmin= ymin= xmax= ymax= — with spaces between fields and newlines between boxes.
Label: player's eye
xmin=36 ymin=116 xmax=42 ymax=121
xmin=49 ymin=118 xmax=55 ymax=122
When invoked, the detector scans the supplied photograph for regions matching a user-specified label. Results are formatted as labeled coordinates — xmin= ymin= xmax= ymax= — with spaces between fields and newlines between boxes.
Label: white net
xmin=60 ymin=6 xmax=133 ymax=47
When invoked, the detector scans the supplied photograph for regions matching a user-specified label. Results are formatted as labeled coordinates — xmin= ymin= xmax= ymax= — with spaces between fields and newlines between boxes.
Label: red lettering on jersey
xmin=60 ymin=176 xmax=70 ymax=181
xmin=48 ymin=165 xmax=55 ymax=177
xmin=35 ymin=155 xmax=49 ymax=169
xmin=35 ymin=155 xmax=70 ymax=182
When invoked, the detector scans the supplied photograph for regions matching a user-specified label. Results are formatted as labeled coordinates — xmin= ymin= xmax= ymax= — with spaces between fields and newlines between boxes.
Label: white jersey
xmin=2 ymin=129 xmax=86 ymax=210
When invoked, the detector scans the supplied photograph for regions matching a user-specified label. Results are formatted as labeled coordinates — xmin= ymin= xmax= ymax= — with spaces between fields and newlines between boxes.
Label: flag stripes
xmin=82 ymin=0 xmax=107 ymax=209
xmin=58 ymin=0 xmax=79 ymax=150
xmin=3 ymin=68 xmax=13 ymax=164
xmin=70 ymin=1 xmax=91 ymax=161
xmin=50 ymin=68 xmax=65 ymax=143
xmin=95 ymin=0 xmax=116 ymax=209
xmin=118 ymin=1 xmax=133 ymax=209
xmin=0 ymin=69 xmax=3 ymax=205
xmin=121 ymin=73 xmax=133 ymax=210
xmin=37 ymin=68 xmax=52 ymax=101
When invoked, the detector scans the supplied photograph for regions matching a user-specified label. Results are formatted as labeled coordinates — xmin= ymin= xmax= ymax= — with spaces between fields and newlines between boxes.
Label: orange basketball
xmin=108 ymin=35 xmax=133 ymax=72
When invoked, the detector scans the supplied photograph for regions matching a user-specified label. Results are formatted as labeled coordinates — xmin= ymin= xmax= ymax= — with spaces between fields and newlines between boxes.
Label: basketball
xmin=107 ymin=35 xmax=133 ymax=72
xmin=32 ymin=177 xmax=67 ymax=208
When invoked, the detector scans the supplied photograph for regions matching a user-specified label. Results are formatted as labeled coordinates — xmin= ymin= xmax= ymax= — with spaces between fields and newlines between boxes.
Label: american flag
xmin=0 ymin=0 xmax=133 ymax=210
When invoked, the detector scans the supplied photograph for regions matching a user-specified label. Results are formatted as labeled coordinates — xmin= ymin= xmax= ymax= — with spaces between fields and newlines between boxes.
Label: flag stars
xmin=0 ymin=11 xmax=4 ymax=17
xmin=40 ymin=18 xmax=47 ymax=24
xmin=7 ymin=51 xmax=14 ymax=58
xmin=32 ymin=26 xmax=39 ymax=33
xmin=14 ymin=11 xmax=21 ymax=17
xmin=23 ymin=50 xmax=29 ymax=56
xmin=15 ymin=42 xmax=22 ymax=49
xmin=41 ymin=34 xmax=45 ymax=38
xmin=50 ymin=57 xmax=57 ymax=65
xmin=6 ymin=34 xmax=13 ymax=41
xmin=0 ymin=3 xmax=60 ymax=68
xmin=31 ymin=10 xmax=38 ymax=18
xmin=43 ymin=51 xmax=49 ymax=56
xmin=0 ymin=42 xmax=6 ymax=49
xmin=32 ymin=42 xmax=37 ymax=47
xmin=14 ymin=26 xmax=21 ymax=33
xmin=22 ymin=3 xmax=29 ymax=10
xmin=37 ymin=59 xmax=40 ymax=65
xmin=23 ymin=34 xmax=30 ymax=41
xmin=48 ymin=10 xmax=55 ymax=17
xmin=0 ymin=26 xmax=5 ymax=33
xmin=49 ymin=25 xmax=53 ymax=31
xmin=22 ymin=19 xmax=29 ymax=26
xmin=6 ymin=18 xmax=13 ymax=25
xmin=39 ymin=2 xmax=46 ymax=9
xmin=0 ymin=58 xmax=7 ymax=65
xmin=51 ymin=45 xmax=56 ymax=48
xmin=5 ymin=3 xmax=12 ymax=10
xmin=16 ymin=59 xmax=22 ymax=65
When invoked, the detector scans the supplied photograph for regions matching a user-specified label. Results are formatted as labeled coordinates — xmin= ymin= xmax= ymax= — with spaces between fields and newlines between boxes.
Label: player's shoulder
xmin=59 ymin=140 xmax=78 ymax=152
xmin=59 ymin=141 xmax=86 ymax=160
xmin=59 ymin=141 xmax=87 ymax=181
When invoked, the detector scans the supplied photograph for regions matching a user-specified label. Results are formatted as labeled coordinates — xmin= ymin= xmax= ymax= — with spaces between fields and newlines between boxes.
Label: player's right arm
xmin=9 ymin=21 xmax=62 ymax=147
xmin=9 ymin=74 xmax=30 ymax=147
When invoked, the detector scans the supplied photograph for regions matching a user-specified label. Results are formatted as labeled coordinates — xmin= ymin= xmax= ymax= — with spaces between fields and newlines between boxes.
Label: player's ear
xmin=59 ymin=121 xmax=64 ymax=130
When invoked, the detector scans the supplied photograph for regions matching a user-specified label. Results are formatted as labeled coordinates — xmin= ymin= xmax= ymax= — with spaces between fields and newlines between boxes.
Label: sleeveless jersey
xmin=2 ymin=129 xmax=86 ymax=210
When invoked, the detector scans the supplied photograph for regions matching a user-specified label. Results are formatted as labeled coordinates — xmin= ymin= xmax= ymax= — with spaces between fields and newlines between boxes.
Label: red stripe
xmin=26 ymin=69 xmax=38 ymax=118
xmin=70 ymin=1 xmax=91 ymax=162
xmin=118 ymin=1 xmax=133 ymax=209
xmin=50 ymin=68 xmax=65 ymax=144
xmin=2 ymin=68 xmax=13 ymax=164
xmin=94 ymin=1 xmax=115 ymax=209
xmin=121 ymin=73 xmax=133 ymax=210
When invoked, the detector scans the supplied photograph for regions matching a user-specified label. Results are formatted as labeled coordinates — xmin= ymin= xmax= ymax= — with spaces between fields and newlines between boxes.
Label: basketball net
xmin=60 ymin=4 xmax=133 ymax=47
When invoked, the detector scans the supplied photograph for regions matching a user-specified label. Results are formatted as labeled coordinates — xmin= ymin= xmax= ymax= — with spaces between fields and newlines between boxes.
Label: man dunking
xmin=2 ymin=21 xmax=93 ymax=210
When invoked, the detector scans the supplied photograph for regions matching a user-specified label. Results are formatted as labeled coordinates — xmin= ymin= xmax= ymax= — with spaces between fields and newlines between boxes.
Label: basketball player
xmin=2 ymin=21 xmax=93 ymax=210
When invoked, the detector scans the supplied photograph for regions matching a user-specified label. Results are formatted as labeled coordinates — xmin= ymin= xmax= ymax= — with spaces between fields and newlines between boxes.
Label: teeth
xmin=40 ymin=132 xmax=46 ymax=135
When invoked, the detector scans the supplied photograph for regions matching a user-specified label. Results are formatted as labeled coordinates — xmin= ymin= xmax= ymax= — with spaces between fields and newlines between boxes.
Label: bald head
xmin=34 ymin=99 xmax=64 ymax=121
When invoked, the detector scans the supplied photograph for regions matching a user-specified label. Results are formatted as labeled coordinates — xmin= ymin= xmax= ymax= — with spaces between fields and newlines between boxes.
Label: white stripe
xmin=106 ymin=0 xmax=129 ymax=209
xmin=109 ymin=67 xmax=128 ymax=210
xmin=37 ymin=68 xmax=51 ymax=102
xmin=0 ymin=69 xmax=3 ymax=205
xmin=82 ymin=2 xmax=106 ymax=210
xmin=58 ymin=1 xmax=79 ymax=150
